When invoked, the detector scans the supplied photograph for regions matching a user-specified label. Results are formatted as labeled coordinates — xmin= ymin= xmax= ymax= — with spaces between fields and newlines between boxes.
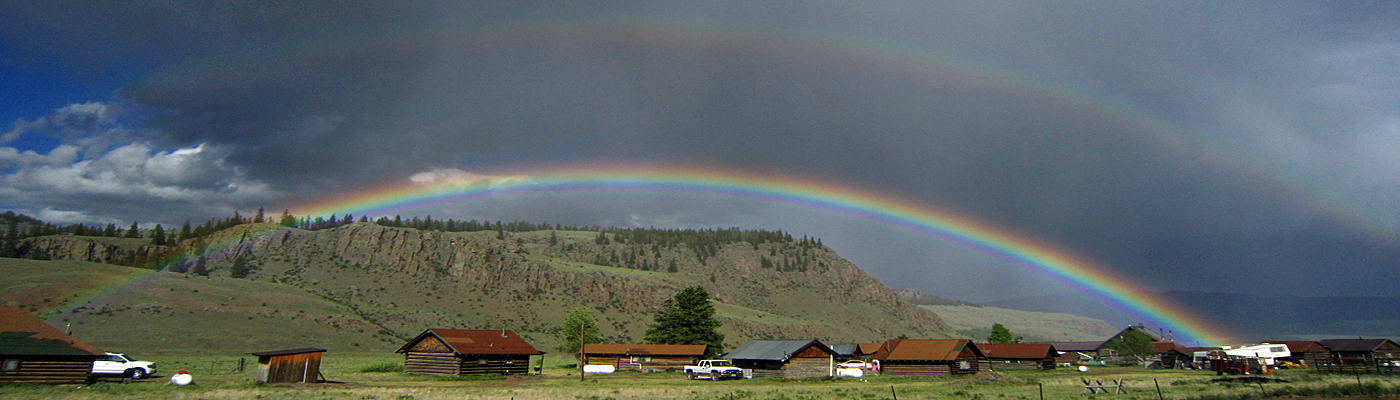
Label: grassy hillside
xmin=920 ymin=304 xmax=1119 ymax=342
xmin=0 ymin=258 xmax=398 ymax=355
xmin=4 ymin=222 xmax=1121 ymax=357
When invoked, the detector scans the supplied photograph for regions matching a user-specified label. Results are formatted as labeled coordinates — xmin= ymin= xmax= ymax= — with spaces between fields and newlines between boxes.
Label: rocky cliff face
xmin=19 ymin=236 xmax=172 ymax=266
xmin=27 ymin=223 xmax=954 ymax=349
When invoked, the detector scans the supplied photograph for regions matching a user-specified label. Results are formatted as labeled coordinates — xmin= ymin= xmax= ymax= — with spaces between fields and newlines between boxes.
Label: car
xmin=837 ymin=360 xmax=869 ymax=370
xmin=91 ymin=353 xmax=157 ymax=379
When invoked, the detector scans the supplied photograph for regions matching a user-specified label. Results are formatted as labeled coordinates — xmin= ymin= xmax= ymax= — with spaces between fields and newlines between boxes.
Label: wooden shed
xmin=979 ymin=343 xmax=1057 ymax=370
xmin=1312 ymin=338 xmax=1400 ymax=374
xmin=726 ymin=339 xmax=837 ymax=379
xmin=396 ymin=329 xmax=543 ymax=376
xmin=0 ymin=307 xmax=104 ymax=385
xmin=248 ymin=348 xmax=326 ymax=384
xmin=1048 ymin=341 xmax=1104 ymax=365
xmin=1266 ymin=340 xmax=1321 ymax=366
xmin=874 ymin=339 xmax=985 ymax=376
xmin=582 ymin=344 xmax=706 ymax=372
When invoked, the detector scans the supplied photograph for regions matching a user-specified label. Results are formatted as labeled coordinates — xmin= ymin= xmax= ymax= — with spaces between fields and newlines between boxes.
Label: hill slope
xmin=919 ymin=305 xmax=1119 ymax=343
xmin=0 ymin=259 xmax=397 ymax=354
xmin=16 ymin=223 xmax=957 ymax=352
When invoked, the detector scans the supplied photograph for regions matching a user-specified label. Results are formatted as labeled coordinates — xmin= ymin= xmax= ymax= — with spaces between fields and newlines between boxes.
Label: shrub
xmin=360 ymin=362 xmax=403 ymax=373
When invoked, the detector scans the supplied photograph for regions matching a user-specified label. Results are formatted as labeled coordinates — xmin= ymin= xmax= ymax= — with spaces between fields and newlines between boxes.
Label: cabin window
xmin=2 ymin=359 xmax=18 ymax=371
xmin=630 ymin=356 xmax=652 ymax=363
xmin=959 ymin=361 xmax=971 ymax=370
xmin=478 ymin=358 xmax=488 ymax=365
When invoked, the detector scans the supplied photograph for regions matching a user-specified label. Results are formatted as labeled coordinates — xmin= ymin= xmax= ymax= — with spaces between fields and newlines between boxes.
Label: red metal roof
xmin=879 ymin=339 xmax=982 ymax=362
xmin=583 ymin=344 xmax=706 ymax=356
xmin=1151 ymin=341 xmax=1178 ymax=354
xmin=980 ymin=343 xmax=1056 ymax=360
xmin=0 ymin=307 xmax=103 ymax=356
xmin=857 ymin=342 xmax=883 ymax=355
xmin=398 ymin=329 xmax=543 ymax=356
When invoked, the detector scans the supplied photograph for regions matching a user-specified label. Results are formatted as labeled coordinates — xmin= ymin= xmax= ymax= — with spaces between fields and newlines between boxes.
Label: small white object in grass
xmin=170 ymin=371 xmax=192 ymax=385
xmin=1078 ymin=365 xmax=1089 ymax=372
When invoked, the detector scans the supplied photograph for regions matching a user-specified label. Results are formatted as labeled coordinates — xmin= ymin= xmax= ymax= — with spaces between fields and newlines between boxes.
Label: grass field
xmin=3 ymin=355 xmax=1399 ymax=400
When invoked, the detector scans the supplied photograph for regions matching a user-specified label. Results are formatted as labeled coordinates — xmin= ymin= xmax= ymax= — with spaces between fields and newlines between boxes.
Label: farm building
xmin=582 ymin=344 xmax=706 ymax=372
xmin=1098 ymin=325 xmax=1174 ymax=364
xmin=856 ymin=342 xmax=883 ymax=362
xmin=1048 ymin=341 xmax=1104 ymax=365
xmin=248 ymin=348 xmax=326 ymax=384
xmin=979 ymin=343 xmax=1057 ymax=370
xmin=396 ymin=329 xmax=543 ymax=376
xmin=1312 ymin=338 xmax=1400 ymax=374
xmin=726 ymin=339 xmax=837 ymax=379
xmin=0 ymin=307 xmax=104 ymax=385
xmin=1266 ymin=341 xmax=1322 ymax=366
xmin=873 ymin=339 xmax=985 ymax=376
xmin=1159 ymin=346 xmax=1220 ymax=369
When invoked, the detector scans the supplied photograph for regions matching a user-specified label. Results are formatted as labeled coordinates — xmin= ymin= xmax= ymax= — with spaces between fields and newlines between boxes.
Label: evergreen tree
xmin=279 ymin=210 xmax=296 ymax=227
xmin=0 ymin=219 xmax=18 ymax=258
xmin=1107 ymin=327 xmax=1155 ymax=361
xmin=125 ymin=221 xmax=140 ymax=238
xmin=988 ymin=323 xmax=1015 ymax=344
xmin=229 ymin=255 xmax=256 ymax=278
xmin=644 ymin=286 xmax=724 ymax=356
xmin=254 ymin=207 xmax=265 ymax=223
xmin=556 ymin=306 xmax=603 ymax=359
xmin=177 ymin=221 xmax=192 ymax=242
xmin=150 ymin=224 xmax=166 ymax=245
xmin=191 ymin=256 xmax=209 ymax=276
xmin=103 ymin=223 xmax=118 ymax=237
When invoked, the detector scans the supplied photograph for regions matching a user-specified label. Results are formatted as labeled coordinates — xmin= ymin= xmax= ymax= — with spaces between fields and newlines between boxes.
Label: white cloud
xmin=408 ymin=168 xmax=535 ymax=187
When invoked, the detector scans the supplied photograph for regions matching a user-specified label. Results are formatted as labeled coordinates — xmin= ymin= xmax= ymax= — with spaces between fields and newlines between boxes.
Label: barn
xmin=1267 ymin=340 xmax=1321 ymax=366
xmin=1312 ymin=338 xmax=1400 ymax=374
xmin=726 ymin=339 xmax=837 ymax=379
xmin=874 ymin=339 xmax=985 ymax=376
xmin=396 ymin=329 xmax=543 ymax=376
xmin=248 ymin=348 xmax=326 ymax=384
xmin=979 ymin=343 xmax=1057 ymax=370
xmin=582 ymin=344 xmax=706 ymax=372
xmin=0 ymin=307 xmax=104 ymax=385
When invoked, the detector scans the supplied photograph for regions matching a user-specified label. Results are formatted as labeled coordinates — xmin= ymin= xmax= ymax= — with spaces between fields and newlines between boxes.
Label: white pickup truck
xmin=91 ymin=353 xmax=157 ymax=379
xmin=684 ymin=359 xmax=744 ymax=381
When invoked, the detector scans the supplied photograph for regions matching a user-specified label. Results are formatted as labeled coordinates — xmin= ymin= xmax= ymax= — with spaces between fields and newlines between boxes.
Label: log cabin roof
xmin=396 ymin=329 xmax=544 ymax=356
xmin=1263 ymin=341 xmax=1320 ymax=354
xmin=582 ymin=344 xmax=706 ymax=356
xmin=726 ymin=339 xmax=835 ymax=362
xmin=1317 ymin=338 xmax=1400 ymax=352
xmin=249 ymin=348 xmax=327 ymax=357
xmin=0 ymin=307 xmax=102 ymax=356
xmin=1046 ymin=341 xmax=1105 ymax=352
xmin=857 ymin=342 xmax=884 ymax=355
xmin=878 ymin=339 xmax=983 ymax=362
xmin=979 ymin=343 xmax=1056 ymax=360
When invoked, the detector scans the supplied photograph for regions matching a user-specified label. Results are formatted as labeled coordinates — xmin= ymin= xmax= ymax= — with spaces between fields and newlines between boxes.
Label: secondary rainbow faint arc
xmin=293 ymin=164 xmax=1231 ymax=346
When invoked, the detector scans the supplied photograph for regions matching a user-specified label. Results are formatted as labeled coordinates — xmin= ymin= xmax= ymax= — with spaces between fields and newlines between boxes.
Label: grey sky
xmin=2 ymin=1 xmax=1399 ymax=313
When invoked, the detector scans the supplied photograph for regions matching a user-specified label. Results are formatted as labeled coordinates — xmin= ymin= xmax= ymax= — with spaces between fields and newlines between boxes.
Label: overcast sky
xmin=3 ymin=2 xmax=1399 ymax=320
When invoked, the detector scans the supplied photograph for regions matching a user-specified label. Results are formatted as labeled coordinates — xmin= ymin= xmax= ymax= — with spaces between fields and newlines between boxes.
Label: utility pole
xmin=579 ymin=322 xmax=586 ymax=382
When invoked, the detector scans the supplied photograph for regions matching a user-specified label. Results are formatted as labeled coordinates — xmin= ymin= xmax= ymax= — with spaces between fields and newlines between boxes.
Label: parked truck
xmin=91 ymin=353 xmax=157 ymax=379
xmin=684 ymin=360 xmax=744 ymax=381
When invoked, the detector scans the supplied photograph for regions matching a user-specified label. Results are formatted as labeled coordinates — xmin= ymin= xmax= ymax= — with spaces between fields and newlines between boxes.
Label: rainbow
xmin=292 ymin=164 xmax=1232 ymax=346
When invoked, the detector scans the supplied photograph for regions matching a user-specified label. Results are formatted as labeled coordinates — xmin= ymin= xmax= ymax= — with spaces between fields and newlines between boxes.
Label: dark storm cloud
xmin=2 ymin=1 xmax=1399 ymax=300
